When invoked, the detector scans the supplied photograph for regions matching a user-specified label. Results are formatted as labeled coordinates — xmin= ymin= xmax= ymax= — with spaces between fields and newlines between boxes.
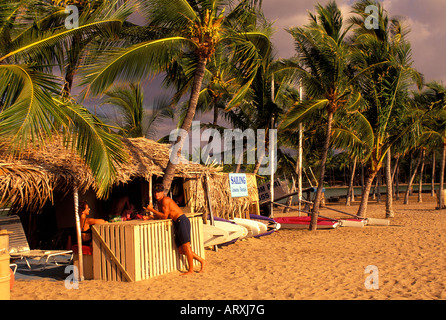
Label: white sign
xmin=258 ymin=179 xmax=288 ymax=204
xmin=229 ymin=173 xmax=248 ymax=198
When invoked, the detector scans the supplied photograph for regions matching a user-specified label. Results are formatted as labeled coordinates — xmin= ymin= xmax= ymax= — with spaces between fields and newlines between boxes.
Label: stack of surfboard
xmin=231 ymin=215 xmax=281 ymax=239
xmin=202 ymin=215 xmax=281 ymax=247
xmin=202 ymin=218 xmax=247 ymax=247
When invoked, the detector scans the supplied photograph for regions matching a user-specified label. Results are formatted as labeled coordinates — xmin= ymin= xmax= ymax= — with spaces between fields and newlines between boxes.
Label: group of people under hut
xmin=78 ymin=184 xmax=206 ymax=275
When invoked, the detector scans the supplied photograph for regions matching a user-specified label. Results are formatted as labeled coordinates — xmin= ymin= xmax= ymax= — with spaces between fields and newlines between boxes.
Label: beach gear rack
xmin=269 ymin=191 xmax=389 ymax=227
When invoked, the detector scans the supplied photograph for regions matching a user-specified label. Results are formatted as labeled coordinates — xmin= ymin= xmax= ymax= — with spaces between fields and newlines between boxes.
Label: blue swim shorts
xmin=173 ymin=214 xmax=191 ymax=247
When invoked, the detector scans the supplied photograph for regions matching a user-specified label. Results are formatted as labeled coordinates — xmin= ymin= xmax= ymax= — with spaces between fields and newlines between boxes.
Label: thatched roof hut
xmin=0 ymin=137 xmax=220 ymax=211
xmin=0 ymin=137 xmax=259 ymax=220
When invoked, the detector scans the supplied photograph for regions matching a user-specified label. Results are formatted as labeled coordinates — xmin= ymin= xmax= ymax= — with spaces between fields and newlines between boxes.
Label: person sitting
xmin=79 ymin=200 xmax=107 ymax=245
xmin=111 ymin=195 xmax=135 ymax=221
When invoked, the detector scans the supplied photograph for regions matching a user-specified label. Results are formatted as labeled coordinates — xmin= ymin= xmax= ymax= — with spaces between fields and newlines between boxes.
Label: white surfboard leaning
xmin=231 ymin=218 xmax=264 ymax=238
xmin=203 ymin=220 xmax=248 ymax=246
xmin=202 ymin=223 xmax=228 ymax=247
xmin=214 ymin=220 xmax=248 ymax=241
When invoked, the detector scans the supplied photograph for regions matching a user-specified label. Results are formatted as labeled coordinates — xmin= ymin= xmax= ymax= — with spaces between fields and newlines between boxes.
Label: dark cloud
xmin=383 ymin=0 xmax=446 ymax=82
xmin=81 ymin=1 xmax=446 ymax=141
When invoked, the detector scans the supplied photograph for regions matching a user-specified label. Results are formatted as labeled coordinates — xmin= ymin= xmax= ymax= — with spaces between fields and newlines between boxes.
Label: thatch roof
xmin=0 ymin=137 xmax=220 ymax=211
xmin=184 ymin=173 xmax=259 ymax=220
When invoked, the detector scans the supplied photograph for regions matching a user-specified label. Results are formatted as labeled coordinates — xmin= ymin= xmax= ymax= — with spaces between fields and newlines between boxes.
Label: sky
xmin=92 ymin=0 xmax=446 ymax=140
xmin=262 ymin=0 xmax=446 ymax=82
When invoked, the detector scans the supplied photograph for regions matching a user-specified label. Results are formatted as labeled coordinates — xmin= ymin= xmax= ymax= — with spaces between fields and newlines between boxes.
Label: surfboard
xmin=203 ymin=219 xmax=248 ymax=246
xmin=250 ymin=214 xmax=282 ymax=232
xmin=214 ymin=220 xmax=248 ymax=240
xmin=202 ymin=223 xmax=229 ymax=247
xmin=339 ymin=219 xmax=366 ymax=228
xmin=231 ymin=218 xmax=263 ymax=237
xmin=248 ymin=214 xmax=281 ymax=238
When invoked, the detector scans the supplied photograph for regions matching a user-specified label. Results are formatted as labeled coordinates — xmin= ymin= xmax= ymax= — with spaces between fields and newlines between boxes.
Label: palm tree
xmin=280 ymin=1 xmax=361 ymax=230
xmin=165 ymin=45 xmax=238 ymax=129
xmin=349 ymin=0 xmax=422 ymax=217
xmin=0 ymin=0 xmax=131 ymax=197
xmin=101 ymin=83 xmax=175 ymax=139
xmin=81 ymin=0 xmax=271 ymax=193
xmin=58 ymin=0 xmax=133 ymax=97
xmin=415 ymin=82 xmax=446 ymax=209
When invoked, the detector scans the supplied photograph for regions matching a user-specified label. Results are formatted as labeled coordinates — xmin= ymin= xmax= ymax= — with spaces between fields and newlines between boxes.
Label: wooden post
xmin=73 ymin=187 xmax=84 ymax=281
xmin=149 ymin=174 xmax=153 ymax=206
xmin=298 ymin=82 xmax=303 ymax=215
xmin=270 ymin=76 xmax=275 ymax=218
xmin=204 ymin=175 xmax=217 ymax=251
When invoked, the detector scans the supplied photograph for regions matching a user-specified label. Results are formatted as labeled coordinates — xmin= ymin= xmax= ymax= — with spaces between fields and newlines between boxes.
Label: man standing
xmin=145 ymin=184 xmax=207 ymax=275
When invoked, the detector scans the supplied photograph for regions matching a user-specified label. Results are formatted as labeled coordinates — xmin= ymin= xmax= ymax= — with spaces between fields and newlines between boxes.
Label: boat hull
xmin=274 ymin=216 xmax=339 ymax=229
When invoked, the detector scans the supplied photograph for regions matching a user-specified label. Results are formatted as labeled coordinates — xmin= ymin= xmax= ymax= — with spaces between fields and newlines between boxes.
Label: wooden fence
xmin=92 ymin=215 xmax=204 ymax=281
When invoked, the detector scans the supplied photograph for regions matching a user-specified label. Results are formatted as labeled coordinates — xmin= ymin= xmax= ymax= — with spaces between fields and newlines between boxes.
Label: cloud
xmin=381 ymin=0 xmax=446 ymax=82
xmin=264 ymin=0 xmax=353 ymax=58
xmin=263 ymin=0 xmax=446 ymax=83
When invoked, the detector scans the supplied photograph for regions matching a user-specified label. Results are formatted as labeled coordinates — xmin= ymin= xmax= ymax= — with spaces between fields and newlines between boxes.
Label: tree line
xmin=0 ymin=0 xmax=444 ymax=230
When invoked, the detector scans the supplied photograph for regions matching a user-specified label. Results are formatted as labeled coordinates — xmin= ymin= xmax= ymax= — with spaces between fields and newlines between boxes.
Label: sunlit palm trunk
xmin=404 ymin=150 xmax=422 ymax=204
xmin=431 ymin=152 xmax=436 ymax=197
xmin=418 ymin=149 xmax=425 ymax=203
xmin=163 ymin=56 xmax=207 ymax=193
xmin=346 ymin=157 xmax=357 ymax=206
xmin=357 ymin=170 xmax=378 ymax=218
xmin=438 ymin=143 xmax=446 ymax=210
xmin=385 ymin=150 xmax=394 ymax=218
xmin=310 ymin=111 xmax=333 ymax=230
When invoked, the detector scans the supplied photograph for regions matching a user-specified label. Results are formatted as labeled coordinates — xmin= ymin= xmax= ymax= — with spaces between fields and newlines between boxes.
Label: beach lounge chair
xmin=0 ymin=215 xmax=72 ymax=270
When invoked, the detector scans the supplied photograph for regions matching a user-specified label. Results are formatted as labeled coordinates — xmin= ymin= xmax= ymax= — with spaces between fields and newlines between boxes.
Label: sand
xmin=9 ymin=195 xmax=446 ymax=300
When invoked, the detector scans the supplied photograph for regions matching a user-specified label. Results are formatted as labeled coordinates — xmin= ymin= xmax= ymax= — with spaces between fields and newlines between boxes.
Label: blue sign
xmin=229 ymin=173 xmax=248 ymax=198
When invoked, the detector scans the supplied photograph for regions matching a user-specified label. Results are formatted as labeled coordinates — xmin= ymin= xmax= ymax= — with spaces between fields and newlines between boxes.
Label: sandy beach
xmin=10 ymin=195 xmax=446 ymax=300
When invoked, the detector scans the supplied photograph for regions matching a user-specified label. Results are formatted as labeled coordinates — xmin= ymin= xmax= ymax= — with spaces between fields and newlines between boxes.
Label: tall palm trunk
xmin=391 ymin=156 xmax=400 ymax=199
xmin=63 ymin=68 xmax=75 ymax=98
xmin=162 ymin=56 xmax=207 ymax=193
xmin=235 ymin=150 xmax=243 ymax=173
xmin=284 ymin=174 xmax=296 ymax=213
xmin=253 ymin=156 xmax=263 ymax=175
xmin=395 ymin=162 xmax=400 ymax=200
xmin=357 ymin=169 xmax=378 ymax=217
xmin=385 ymin=150 xmax=394 ymax=217
xmin=376 ymin=169 xmax=382 ymax=203
xmin=310 ymin=111 xmax=333 ymax=230
xmin=438 ymin=143 xmax=446 ymax=210
xmin=431 ymin=151 xmax=436 ymax=197
xmin=404 ymin=150 xmax=422 ymax=204
xmin=418 ymin=149 xmax=425 ymax=203
xmin=346 ymin=157 xmax=357 ymax=206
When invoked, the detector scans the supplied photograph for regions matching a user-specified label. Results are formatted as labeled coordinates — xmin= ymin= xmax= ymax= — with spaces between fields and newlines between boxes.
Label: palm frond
xmin=56 ymin=99 xmax=129 ymax=198
xmin=1 ymin=18 xmax=125 ymax=63
xmin=0 ymin=64 xmax=65 ymax=150
xmin=139 ymin=0 xmax=197 ymax=31
xmin=332 ymin=111 xmax=374 ymax=159
xmin=80 ymin=37 xmax=194 ymax=97
xmin=279 ymin=99 xmax=329 ymax=129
